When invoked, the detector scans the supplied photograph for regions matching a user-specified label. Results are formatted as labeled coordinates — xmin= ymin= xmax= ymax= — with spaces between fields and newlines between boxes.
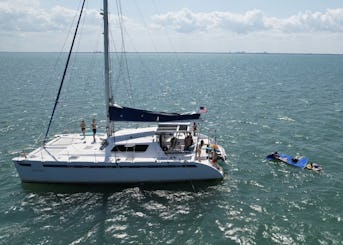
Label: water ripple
xmin=1 ymin=53 xmax=343 ymax=244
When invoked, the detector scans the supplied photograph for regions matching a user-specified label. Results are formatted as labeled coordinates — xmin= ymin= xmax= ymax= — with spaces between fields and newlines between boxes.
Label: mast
xmin=103 ymin=0 xmax=112 ymax=137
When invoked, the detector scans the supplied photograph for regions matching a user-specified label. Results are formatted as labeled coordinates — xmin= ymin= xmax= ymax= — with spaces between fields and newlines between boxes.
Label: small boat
xmin=266 ymin=152 xmax=322 ymax=172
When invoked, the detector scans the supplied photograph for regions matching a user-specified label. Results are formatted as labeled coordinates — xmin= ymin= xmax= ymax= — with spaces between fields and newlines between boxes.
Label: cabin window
xmin=179 ymin=125 xmax=188 ymax=131
xmin=112 ymin=145 xmax=149 ymax=152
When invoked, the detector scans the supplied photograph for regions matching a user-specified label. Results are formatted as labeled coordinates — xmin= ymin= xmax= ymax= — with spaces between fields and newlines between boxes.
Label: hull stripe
xmin=18 ymin=162 xmax=197 ymax=169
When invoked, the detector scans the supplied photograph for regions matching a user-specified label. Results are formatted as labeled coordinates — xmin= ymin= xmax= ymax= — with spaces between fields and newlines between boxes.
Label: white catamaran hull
xmin=13 ymin=161 xmax=223 ymax=184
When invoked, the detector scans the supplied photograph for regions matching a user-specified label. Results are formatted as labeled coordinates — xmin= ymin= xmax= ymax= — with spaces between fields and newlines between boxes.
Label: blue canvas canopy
xmin=109 ymin=104 xmax=201 ymax=122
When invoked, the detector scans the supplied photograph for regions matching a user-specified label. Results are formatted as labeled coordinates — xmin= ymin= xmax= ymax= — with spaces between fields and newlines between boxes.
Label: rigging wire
xmin=43 ymin=0 xmax=87 ymax=144
xmin=37 ymin=1 xmax=83 ymax=144
xmin=62 ymin=0 xmax=88 ymax=104
xmin=115 ymin=0 xmax=134 ymax=106
xmin=151 ymin=0 xmax=194 ymax=94
xmin=151 ymin=0 xmax=179 ymax=53
xmin=126 ymin=0 xmax=163 ymax=96
xmin=133 ymin=0 xmax=159 ymax=53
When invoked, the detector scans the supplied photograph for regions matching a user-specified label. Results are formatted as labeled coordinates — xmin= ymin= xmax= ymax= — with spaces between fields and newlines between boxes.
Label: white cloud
xmin=0 ymin=0 xmax=101 ymax=33
xmin=151 ymin=8 xmax=212 ymax=33
xmin=269 ymin=8 xmax=343 ymax=33
xmin=0 ymin=1 xmax=64 ymax=32
xmin=0 ymin=1 xmax=342 ymax=53
xmin=152 ymin=8 xmax=343 ymax=34
xmin=214 ymin=9 xmax=267 ymax=33
xmin=150 ymin=8 xmax=268 ymax=34
xmin=0 ymin=0 xmax=105 ymax=51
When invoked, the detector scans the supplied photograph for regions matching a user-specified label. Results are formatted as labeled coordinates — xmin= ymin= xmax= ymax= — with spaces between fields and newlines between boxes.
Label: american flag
xmin=199 ymin=106 xmax=208 ymax=114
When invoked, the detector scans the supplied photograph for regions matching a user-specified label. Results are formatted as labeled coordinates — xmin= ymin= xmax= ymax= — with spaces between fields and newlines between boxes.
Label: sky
xmin=1 ymin=0 xmax=343 ymax=53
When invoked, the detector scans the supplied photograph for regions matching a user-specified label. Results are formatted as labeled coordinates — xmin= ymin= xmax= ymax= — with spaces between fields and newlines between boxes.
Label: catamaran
xmin=12 ymin=0 xmax=227 ymax=183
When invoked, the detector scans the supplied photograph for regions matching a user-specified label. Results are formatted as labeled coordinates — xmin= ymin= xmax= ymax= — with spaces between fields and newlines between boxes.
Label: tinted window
xmin=112 ymin=145 xmax=149 ymax=152
xmin=179 ymin=125 xmax=188 ymax=131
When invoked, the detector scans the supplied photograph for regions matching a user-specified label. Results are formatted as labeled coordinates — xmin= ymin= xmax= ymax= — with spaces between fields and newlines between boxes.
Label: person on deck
xmin=192 ymin=122 xmax=198 ymax=136
xmin=184 ymin=133 xmax=194 ymax=151
xmin=80 ymin=120 xmax=86 ymax=138
xmin=91 ymin=119 xmax=97 ymax=142
xmin=170 ymin=136 xmax=177 ymax=150
xmin=197 ymin=140 xmax=205 ymax=161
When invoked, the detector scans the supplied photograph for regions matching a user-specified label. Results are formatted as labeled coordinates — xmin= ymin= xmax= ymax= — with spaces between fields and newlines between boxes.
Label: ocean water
xmin=0 ymin=52 xmax=342 ymax=244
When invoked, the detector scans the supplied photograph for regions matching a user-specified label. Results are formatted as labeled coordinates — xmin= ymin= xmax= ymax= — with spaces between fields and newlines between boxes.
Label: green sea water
xmin=0 ymin=52 xmax=342 ymax=244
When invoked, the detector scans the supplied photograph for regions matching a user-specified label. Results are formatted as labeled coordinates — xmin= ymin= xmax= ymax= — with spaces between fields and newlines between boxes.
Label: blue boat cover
xmin=266 ymin=153 xmax=309 ymax=169
xmin=109 ymin=104 xmax=201 ymax=122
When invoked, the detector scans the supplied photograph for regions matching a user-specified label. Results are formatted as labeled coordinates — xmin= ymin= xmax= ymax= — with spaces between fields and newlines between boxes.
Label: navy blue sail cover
xmin=109 ymin=104 xmax=201 ymax=122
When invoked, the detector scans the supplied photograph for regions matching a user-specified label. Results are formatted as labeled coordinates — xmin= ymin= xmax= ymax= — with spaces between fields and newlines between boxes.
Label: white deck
xmin=27 ymin=134 xmax=106 ymax=162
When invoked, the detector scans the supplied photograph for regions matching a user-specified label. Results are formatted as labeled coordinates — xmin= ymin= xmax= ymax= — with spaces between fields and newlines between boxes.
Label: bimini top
xmin=109 ymin=104 xmax=201 ymax=122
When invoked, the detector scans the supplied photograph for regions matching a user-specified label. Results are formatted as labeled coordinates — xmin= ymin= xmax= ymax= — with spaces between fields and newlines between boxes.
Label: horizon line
xmin=1 ymin=51 xmax=343 ymax=55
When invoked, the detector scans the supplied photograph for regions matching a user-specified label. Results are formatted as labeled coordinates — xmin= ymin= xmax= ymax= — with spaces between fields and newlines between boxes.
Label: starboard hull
xmin=13 ymin=161 xmax=224 ymax=184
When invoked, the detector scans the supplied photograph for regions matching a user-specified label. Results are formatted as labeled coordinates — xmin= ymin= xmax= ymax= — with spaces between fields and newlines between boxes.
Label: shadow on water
xmin=20 ymin=179 xmax=223 ymax=194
